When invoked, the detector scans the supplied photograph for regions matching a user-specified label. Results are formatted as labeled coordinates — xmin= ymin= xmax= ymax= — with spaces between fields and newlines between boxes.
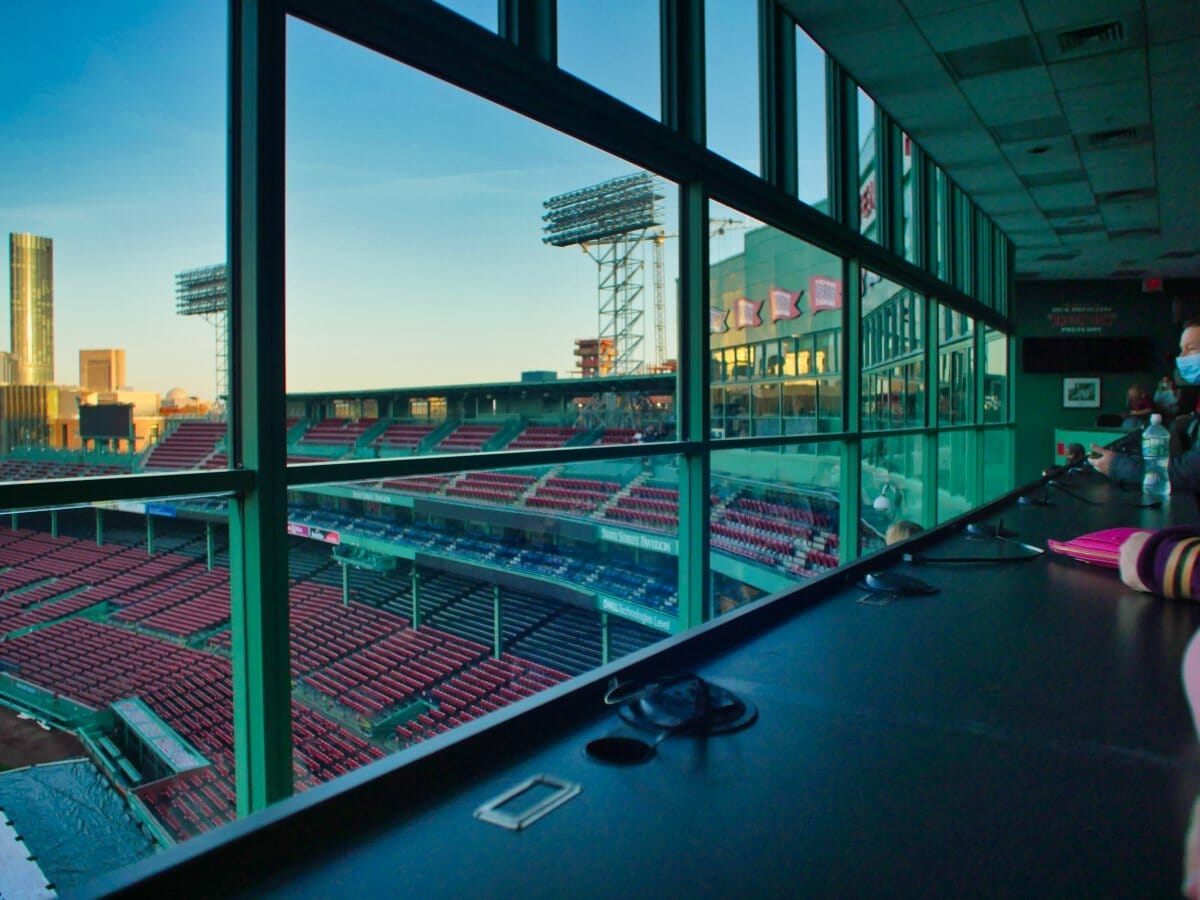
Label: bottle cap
xmin=1151 ymin=413 xmax=1163 ymax=425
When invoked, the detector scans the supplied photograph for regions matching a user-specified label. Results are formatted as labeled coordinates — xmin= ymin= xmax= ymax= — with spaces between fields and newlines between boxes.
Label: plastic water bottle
xmin=1142 ymin=413 xmax=1170 ymax=496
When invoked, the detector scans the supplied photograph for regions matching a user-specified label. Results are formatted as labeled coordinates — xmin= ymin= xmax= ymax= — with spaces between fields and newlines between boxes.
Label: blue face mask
xmin=1178 ymin=354 xmax=1200 ymax=385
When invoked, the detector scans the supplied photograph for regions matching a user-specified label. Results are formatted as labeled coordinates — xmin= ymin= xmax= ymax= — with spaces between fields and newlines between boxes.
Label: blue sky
xmin=3 ymin=2 xmax=829 ymax=399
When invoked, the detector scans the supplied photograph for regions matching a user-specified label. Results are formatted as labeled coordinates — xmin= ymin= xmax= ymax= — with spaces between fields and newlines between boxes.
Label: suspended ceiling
xmin=784 ymin=0 xmax=1200 ymax=281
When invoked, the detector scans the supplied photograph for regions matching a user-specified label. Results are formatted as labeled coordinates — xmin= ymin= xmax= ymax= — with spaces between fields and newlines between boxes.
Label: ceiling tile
xmin=969 ymin=191 xmax=1041 ymax=213
xmin=1058 ymin=77 xmax=1148 ymax=120
xmin=1022 ymin=0 xmax=1142 ymax=33
xmin=1030 ymin=182 xmax=1095 ymax=207
xmin=1147 ymin=3 xmax=1200 ymax=44
xmin=1048 ymin=48 xmax=1147 ymax=92
xmin=1100 ymin=197 xmax=1160 ymax=229
xmin=1080 ymin=143 xmax=1154 ymax=184
xmin=991 ymin=117 xmax=1071 ymax=143
xmin=971 ymin=92 xmax=1064 ymax=126
xmin=916 ymin=0 xmax=1028 ymax=52
xmin=820 ymin=21 xmax=931 ymax=70
xmin=992 ymin=212 xmax=1049 ymax=231
xmin=950 ymin=164 xmax=1024 ymax=192
xmin=1003 ymin=136 xmax=1082 ymax=174
xmin=1151 ymin=37 xmax=1200 ymax=75
xmin=780 ymin=0 xmax=910 ymax=38
xmin=853 ymin=54 xmax=955 ymax=95
xmin=958 ymin=66 xmax=1056 ymax=105
xmin=901 ymin=0 xmax=992 ymax=15
xmin=878 ymin=86 xmax=972 ymax=122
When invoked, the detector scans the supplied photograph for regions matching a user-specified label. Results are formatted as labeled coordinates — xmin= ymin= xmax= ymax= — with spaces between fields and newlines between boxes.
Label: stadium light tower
xmin=175 ymin=264 xmax=228 ymax=410
xmin=543 ymin=172 xmax=662 ymax=377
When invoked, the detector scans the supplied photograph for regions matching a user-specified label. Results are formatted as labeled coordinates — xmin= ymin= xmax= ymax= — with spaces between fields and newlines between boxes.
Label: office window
xmin=289 ymin=458 xmax=675 ymax=773
xmin=861 ymin=434 xmax=924 ymax=553
xmin=705 ymin=0 xmax=761 ymax=174
xmin=861 ymin=273 xmax=923 ymax=431
xmin=937 ymin=305 xmax=974 ymax=427
xmin=795 ymin=26 xmax=828 ymax=210
xmin=937 ymin=429 xmax=975 ymax=523
xmin=933 ymin=166 xmax=949 ymax=281
xmin=983 ymin=327 xmax=1008 ymax=424
xmin=982 ymin=428 xmax=1012 ymax=502
xmin=286 ymin=18 xmax=678 ymax=417
xmin=857 ymin=87 xmax=878 ymax=242
xmin=711 ymin=443 xmax=843 ymax=605
xmin=708 ymin=204 xmax=843 ymax=439
xmin=2 ymin=3 xmax=225 ymax=477
xmin=558 ymin=2 xmax=660 ymax=119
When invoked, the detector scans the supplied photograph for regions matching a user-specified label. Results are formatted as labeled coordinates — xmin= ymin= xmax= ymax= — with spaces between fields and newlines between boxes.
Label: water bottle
xmin=1142 ymin=413 xmax=1171 ymax=496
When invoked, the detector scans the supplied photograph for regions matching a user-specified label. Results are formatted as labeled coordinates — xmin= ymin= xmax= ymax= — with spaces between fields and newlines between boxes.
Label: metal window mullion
xmin=825 ymin=59 xmax=857 ymax=231
xmin=921 ymin=293 xmax=937 ymax=528
xmin=878 ymin=111 xmax=899 ymax=253
xmin=840 ymin=256 xmax=861 ymax=561
xmin=661 ymin=0 xmax=704 ymax=142
xmin=230 ymin=0 xmax=292 ymax=815
xmin=677 ymin=182 xmax=709 ymax=627
xmin=758 ymin=0 xmax=797 ymax=195
xmin=498 ymin=0 xmax=556 ymax=65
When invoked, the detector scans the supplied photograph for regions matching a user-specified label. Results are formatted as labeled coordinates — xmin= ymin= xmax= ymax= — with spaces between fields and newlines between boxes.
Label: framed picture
xmin=1062 ymin=376 xmax=1101 ymax=409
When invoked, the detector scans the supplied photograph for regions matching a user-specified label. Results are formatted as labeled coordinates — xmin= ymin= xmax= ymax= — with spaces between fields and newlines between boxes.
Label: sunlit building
xmin=79 ymin=349 xmax=126 ymax=393
xmin=8 ymin=233 xmax=54 ymax=385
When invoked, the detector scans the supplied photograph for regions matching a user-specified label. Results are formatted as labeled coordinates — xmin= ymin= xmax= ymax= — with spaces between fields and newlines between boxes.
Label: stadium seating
xmin=143 ymin=421 xmax=226 ymax=470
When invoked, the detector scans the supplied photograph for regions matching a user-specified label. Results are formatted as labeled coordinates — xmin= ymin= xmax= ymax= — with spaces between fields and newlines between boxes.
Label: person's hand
xmin=1184 ymin=793 xmax=1200 ymax=897
xmin=1117 ymin=530 xmax=1152 ymax=592
xmin=1089 ymin=444 xmax=1116 ymax=476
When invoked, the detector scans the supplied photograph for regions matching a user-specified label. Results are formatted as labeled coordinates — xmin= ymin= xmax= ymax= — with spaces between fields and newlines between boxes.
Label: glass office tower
xmin=9 ymin=233 xmax=55 ymax=385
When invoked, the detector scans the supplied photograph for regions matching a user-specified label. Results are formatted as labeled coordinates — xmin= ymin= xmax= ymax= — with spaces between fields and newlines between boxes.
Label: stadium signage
xmin=350 ymin=488 xmax=392 ymax=504
xmin=598 ymin=526 xmax=677 ymax=555
xmin=146 ymin=502 xmax=177 ymax=518
xmin=287 ymin=521 xmax=341 ymax=545
xmin=599 ymin=597 xmax=675 ymax=634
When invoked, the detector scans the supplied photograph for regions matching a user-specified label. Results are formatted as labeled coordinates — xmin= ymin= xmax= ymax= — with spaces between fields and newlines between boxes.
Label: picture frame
xmin=1062 ymin=376 xmax=1101 ymax=409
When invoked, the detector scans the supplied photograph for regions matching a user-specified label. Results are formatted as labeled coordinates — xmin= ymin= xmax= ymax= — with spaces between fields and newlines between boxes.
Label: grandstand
xmin=0 ymin=373 xmax=850 ymax=861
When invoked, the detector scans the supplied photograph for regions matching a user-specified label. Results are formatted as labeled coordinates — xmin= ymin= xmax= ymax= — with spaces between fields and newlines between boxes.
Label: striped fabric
xmin=1134 ymin=527 xmax=1200 ymax=601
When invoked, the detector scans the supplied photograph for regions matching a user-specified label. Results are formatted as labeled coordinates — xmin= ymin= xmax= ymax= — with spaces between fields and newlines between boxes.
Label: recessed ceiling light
xmin=1028 ymin=145 xmax=1051 ymax=155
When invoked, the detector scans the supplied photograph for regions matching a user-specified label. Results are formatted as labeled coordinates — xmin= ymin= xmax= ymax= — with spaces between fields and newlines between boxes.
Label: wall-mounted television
xmin=1021 ymin=336 xmax=1156 ymax=374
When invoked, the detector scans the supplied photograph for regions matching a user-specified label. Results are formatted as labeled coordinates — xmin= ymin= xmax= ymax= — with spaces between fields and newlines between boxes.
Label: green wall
xmin=1013 ymin=280 xmax=1200 ymax=484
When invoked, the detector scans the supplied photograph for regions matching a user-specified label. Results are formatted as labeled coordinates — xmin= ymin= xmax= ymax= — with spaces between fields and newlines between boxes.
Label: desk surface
xmin=89 ymin=473 xmax=1200 ymax=898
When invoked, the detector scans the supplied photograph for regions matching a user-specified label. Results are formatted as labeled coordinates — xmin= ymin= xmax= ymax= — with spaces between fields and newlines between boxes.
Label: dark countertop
xmin=86 ymin=471 xmax=1200 ymax=898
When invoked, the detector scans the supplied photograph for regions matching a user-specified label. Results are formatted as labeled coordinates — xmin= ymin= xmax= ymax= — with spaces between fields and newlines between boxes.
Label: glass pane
xmin=705 ymin=0 xmax=760 ymax=174
xmin=434 ymin=0 xmax=496 ymax=31
xmin=285 ymin=458 xmax=675 ymax=764
xmin=937 ymin=430 xmax=975 ymax=522
xmin=0 ymin=500 xmax=233 ymax=884
xmin=937 ymin=305 xmax=975 ymax=427
xmin=2 ymin=3 xmax=226 ymax=479
xmin=955 ymin=188 xmax=973 ymax=294
xmin=861 ymin=273 xmax=923 ymax=431
xmin=983 ymin=327 xmax=1008 ymax=423
xmin=857 ymin=87 xmax=877 ymax=241
xmin=558 ymin=2 xmax=660 ymax=120
xmin=708 ymin=204 xmax=844 ymax=439
xmin=286 ymin=19 xmax=678 ymax=435
xmin=982 ymin=428 xmax=1012 ymax=502
xmin=861 ymin=434 xmax=924 ymax=553
xmin=711 ymin=443 xmax=843 ymax=611
xmin=901 ymin=131 xmax=916 ymax=263
xmin=795 ymin=27 xmax=828 ymax=210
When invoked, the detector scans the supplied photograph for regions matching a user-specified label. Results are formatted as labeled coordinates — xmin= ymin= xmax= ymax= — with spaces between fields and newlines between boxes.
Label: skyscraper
xmin=9 ymin=233 xmax=54 ymax=385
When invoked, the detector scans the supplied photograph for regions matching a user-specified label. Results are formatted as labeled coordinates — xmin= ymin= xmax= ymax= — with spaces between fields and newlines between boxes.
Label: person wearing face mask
xmin=1091 ymin=320 xmax=1200 ymax=491
xmin=1156 ymin=375 xmax=1181 ymax=420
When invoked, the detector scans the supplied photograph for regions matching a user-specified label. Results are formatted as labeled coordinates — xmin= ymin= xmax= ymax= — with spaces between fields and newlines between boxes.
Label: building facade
xmin=79 ymin=349 xmax=127 ymax=392
xmin=9 ymin=233 xmax=54 ymax=385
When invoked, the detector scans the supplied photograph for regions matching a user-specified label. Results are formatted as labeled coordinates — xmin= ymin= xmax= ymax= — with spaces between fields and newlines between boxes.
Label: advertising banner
xmin=769 ymin=287 xmax=801 ymax=321
xmin=732 ymin=296 xmax=763 ymax=330
xmin=810 ymin=276 xmax=843 ymax=312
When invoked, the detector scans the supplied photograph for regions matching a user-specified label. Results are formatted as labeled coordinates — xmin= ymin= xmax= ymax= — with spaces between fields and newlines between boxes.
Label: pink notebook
xmin=1046 ymin=527 xmax=1147 ymax=568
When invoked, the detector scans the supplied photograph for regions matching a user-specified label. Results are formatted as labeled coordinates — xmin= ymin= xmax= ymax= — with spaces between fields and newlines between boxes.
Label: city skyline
xmin=3 ymin=3 xmax=827 ymax=402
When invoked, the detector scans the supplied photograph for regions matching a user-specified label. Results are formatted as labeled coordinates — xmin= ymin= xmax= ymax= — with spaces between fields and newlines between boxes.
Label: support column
xmin=95 ymin=509 xmax=103 ymax=546
xmin=146 ymin=516 xmax=155 ymax=556
xmin=206 ymin=522 xmax=215 ymax=572
xmin=50 ymin=509 xmax=58 ymax=539
xmin=493 ymin=585 xmax=502 ymax=660
xmin=600 ymin=612 xmax=610 ymax=666
xmin=411 ymin=567 xmax=421 ymax=630
xmin=341 ymin=563 xmax=349 ymax=607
